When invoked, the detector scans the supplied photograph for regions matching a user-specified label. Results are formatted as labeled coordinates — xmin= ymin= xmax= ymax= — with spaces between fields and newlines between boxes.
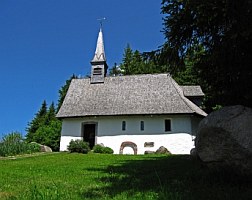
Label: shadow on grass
xmin=81 ymin=155 xmax=252 ymax=200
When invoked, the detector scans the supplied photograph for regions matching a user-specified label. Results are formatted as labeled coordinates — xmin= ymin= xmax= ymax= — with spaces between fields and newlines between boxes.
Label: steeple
xmin=91 ymin=28 xmax=106 ymax=63
xmin=90 ymin=27 xmax=108 ymax=84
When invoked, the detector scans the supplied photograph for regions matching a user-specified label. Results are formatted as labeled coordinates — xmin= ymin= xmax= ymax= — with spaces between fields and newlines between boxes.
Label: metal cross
xmin=97 ymin=17 xmax=106 ymax=28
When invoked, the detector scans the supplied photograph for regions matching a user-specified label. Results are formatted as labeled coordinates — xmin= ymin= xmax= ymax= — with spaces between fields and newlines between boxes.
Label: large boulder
xmin=195 ymin=105 xmax=252 ymax=175
xmin=40 ymin=145 xmax=52 ymax=152
xmin=156 ymin=146 xmax=171 ymax=154
xmin=31 ymin=142 xmax=52 ymax=152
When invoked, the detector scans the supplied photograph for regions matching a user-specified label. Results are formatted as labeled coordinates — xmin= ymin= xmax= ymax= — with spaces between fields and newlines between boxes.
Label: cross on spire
xmin=90 ymin=19 xmax=108 ymax=84
xmin=97 ymin=17 xmax=106 ymax=28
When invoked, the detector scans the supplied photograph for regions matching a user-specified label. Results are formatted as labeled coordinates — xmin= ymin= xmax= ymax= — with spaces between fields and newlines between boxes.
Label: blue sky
xmin=0 ymin=0 xmax=165 ymax=138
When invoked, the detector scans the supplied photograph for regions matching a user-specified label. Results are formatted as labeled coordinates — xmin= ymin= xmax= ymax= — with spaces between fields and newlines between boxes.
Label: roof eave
xmin=56 ymin=112 xmax=207 ymax=120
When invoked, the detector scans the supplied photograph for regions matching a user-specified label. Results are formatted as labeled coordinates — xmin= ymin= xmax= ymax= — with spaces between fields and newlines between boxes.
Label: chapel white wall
xmin=60 ymin=115 xmax=197 ymax=154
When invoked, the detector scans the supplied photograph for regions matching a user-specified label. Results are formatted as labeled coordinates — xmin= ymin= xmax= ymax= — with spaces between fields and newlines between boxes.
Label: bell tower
xmin=90 ymin=27 xmax=108 ymax=84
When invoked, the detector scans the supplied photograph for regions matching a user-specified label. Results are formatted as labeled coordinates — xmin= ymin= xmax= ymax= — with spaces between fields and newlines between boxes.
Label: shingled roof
xmin=181 ymin=86 xmax=204 ymax=97
xmin=56 ymin=73 xmax=207 ymax=118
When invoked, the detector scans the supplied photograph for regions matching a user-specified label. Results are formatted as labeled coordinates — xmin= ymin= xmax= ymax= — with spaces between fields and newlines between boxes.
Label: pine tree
xmin=109 ymin=63 xmax=121 ymax=76
xmin=57 ymin=74 xmax=77 ymax=112
xmin=119 ymin=45 xmax=170 ymax=75
xmin=120 ymin=44 xmax=134 ymax=75
xmin=45 ymin=102 xmax=56 ymax=125
xmin=26 ymin=101 xmax=62 ymax=151
xmin=161 ymin=0 xmax=252 ymax=110
xmin=26 ymin=74 xmax=77 ymax=150
xmin=26 ymin=100 xmax=47 ymax=142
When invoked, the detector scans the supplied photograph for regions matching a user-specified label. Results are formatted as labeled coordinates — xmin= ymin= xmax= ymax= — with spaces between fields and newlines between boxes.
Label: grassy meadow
xmin=0 ymin=153 xmax=251 ymax=200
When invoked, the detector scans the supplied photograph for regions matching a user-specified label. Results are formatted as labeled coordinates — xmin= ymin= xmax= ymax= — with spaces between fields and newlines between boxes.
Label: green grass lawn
xmin=0 ymin=153 xmax=251 ymax=200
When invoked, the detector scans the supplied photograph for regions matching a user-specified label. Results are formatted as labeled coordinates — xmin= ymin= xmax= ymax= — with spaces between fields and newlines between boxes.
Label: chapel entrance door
xmin=83 ymin=124 xmax=96 ymax=149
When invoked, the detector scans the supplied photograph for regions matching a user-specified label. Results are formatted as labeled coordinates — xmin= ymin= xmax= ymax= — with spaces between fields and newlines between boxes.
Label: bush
xmin=0 ymin=132 xmax=41 ymax=157
xmin=93 ymin=145 xmax=114 ymax=154
xmin=67 ymin=140 xmax=90 ymax=154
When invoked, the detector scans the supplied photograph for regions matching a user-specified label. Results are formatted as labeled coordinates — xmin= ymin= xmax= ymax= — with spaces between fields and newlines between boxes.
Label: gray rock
xmin=155 ymin=146 xmax=171 ymax=154
xmin=195 ymin=105 xmax=252 ymax=175
xmin=190 ymin=148 xmax=197 ymax=159
xmin=144 ymin=150 xmax=155 ymax=155
xmin=31 ymin=142 xmax=52 ymax=152
xmin=96 ymin=143 xmax=105 ymax=147
xmin=40 ymin=145 xmax=52 ymax=152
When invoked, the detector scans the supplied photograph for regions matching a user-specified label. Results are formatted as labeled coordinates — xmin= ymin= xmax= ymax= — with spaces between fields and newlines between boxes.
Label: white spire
xmin=92 ymin=28 xmax=106 ymax=62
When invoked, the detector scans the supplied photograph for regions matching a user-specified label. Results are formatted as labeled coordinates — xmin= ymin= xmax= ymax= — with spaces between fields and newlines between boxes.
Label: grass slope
xmin=0 ymin=153 xmax=251 ymax=200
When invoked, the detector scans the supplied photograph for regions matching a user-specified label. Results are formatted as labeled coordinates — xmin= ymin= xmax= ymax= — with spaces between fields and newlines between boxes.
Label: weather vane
xmin=97 ymin=17 xmax=106 ymax=28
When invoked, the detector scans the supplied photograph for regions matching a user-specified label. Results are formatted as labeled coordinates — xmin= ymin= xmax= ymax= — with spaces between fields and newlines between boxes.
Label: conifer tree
xmin=57 ymin=74 xmax=77 ymax=112
xmin=120 ymin=44 xmax=134 ymax=75
xmin=45 ymin=102 xmax=56 ymax=125
xmin=26 ymin=100 xmax=47 ymax=143
xmin=161 ymin=0 xmax=252 ymax=110
xmin=26 ymin=74 xmax=78 ymax=151
xmin=26 ymin=101 xmax=62 ymax=151
xmin=109 ymin=63 xmax=121 ymax=76
xmin=119 ymin=45 xmax=169 ymax=75
xmin=33 ymin=102 xmax=61 ymax=151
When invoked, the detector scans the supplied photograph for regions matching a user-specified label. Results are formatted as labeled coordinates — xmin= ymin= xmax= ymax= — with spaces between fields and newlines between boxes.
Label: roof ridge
xmin=106 ymin=73 xmax=169 ymax=79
